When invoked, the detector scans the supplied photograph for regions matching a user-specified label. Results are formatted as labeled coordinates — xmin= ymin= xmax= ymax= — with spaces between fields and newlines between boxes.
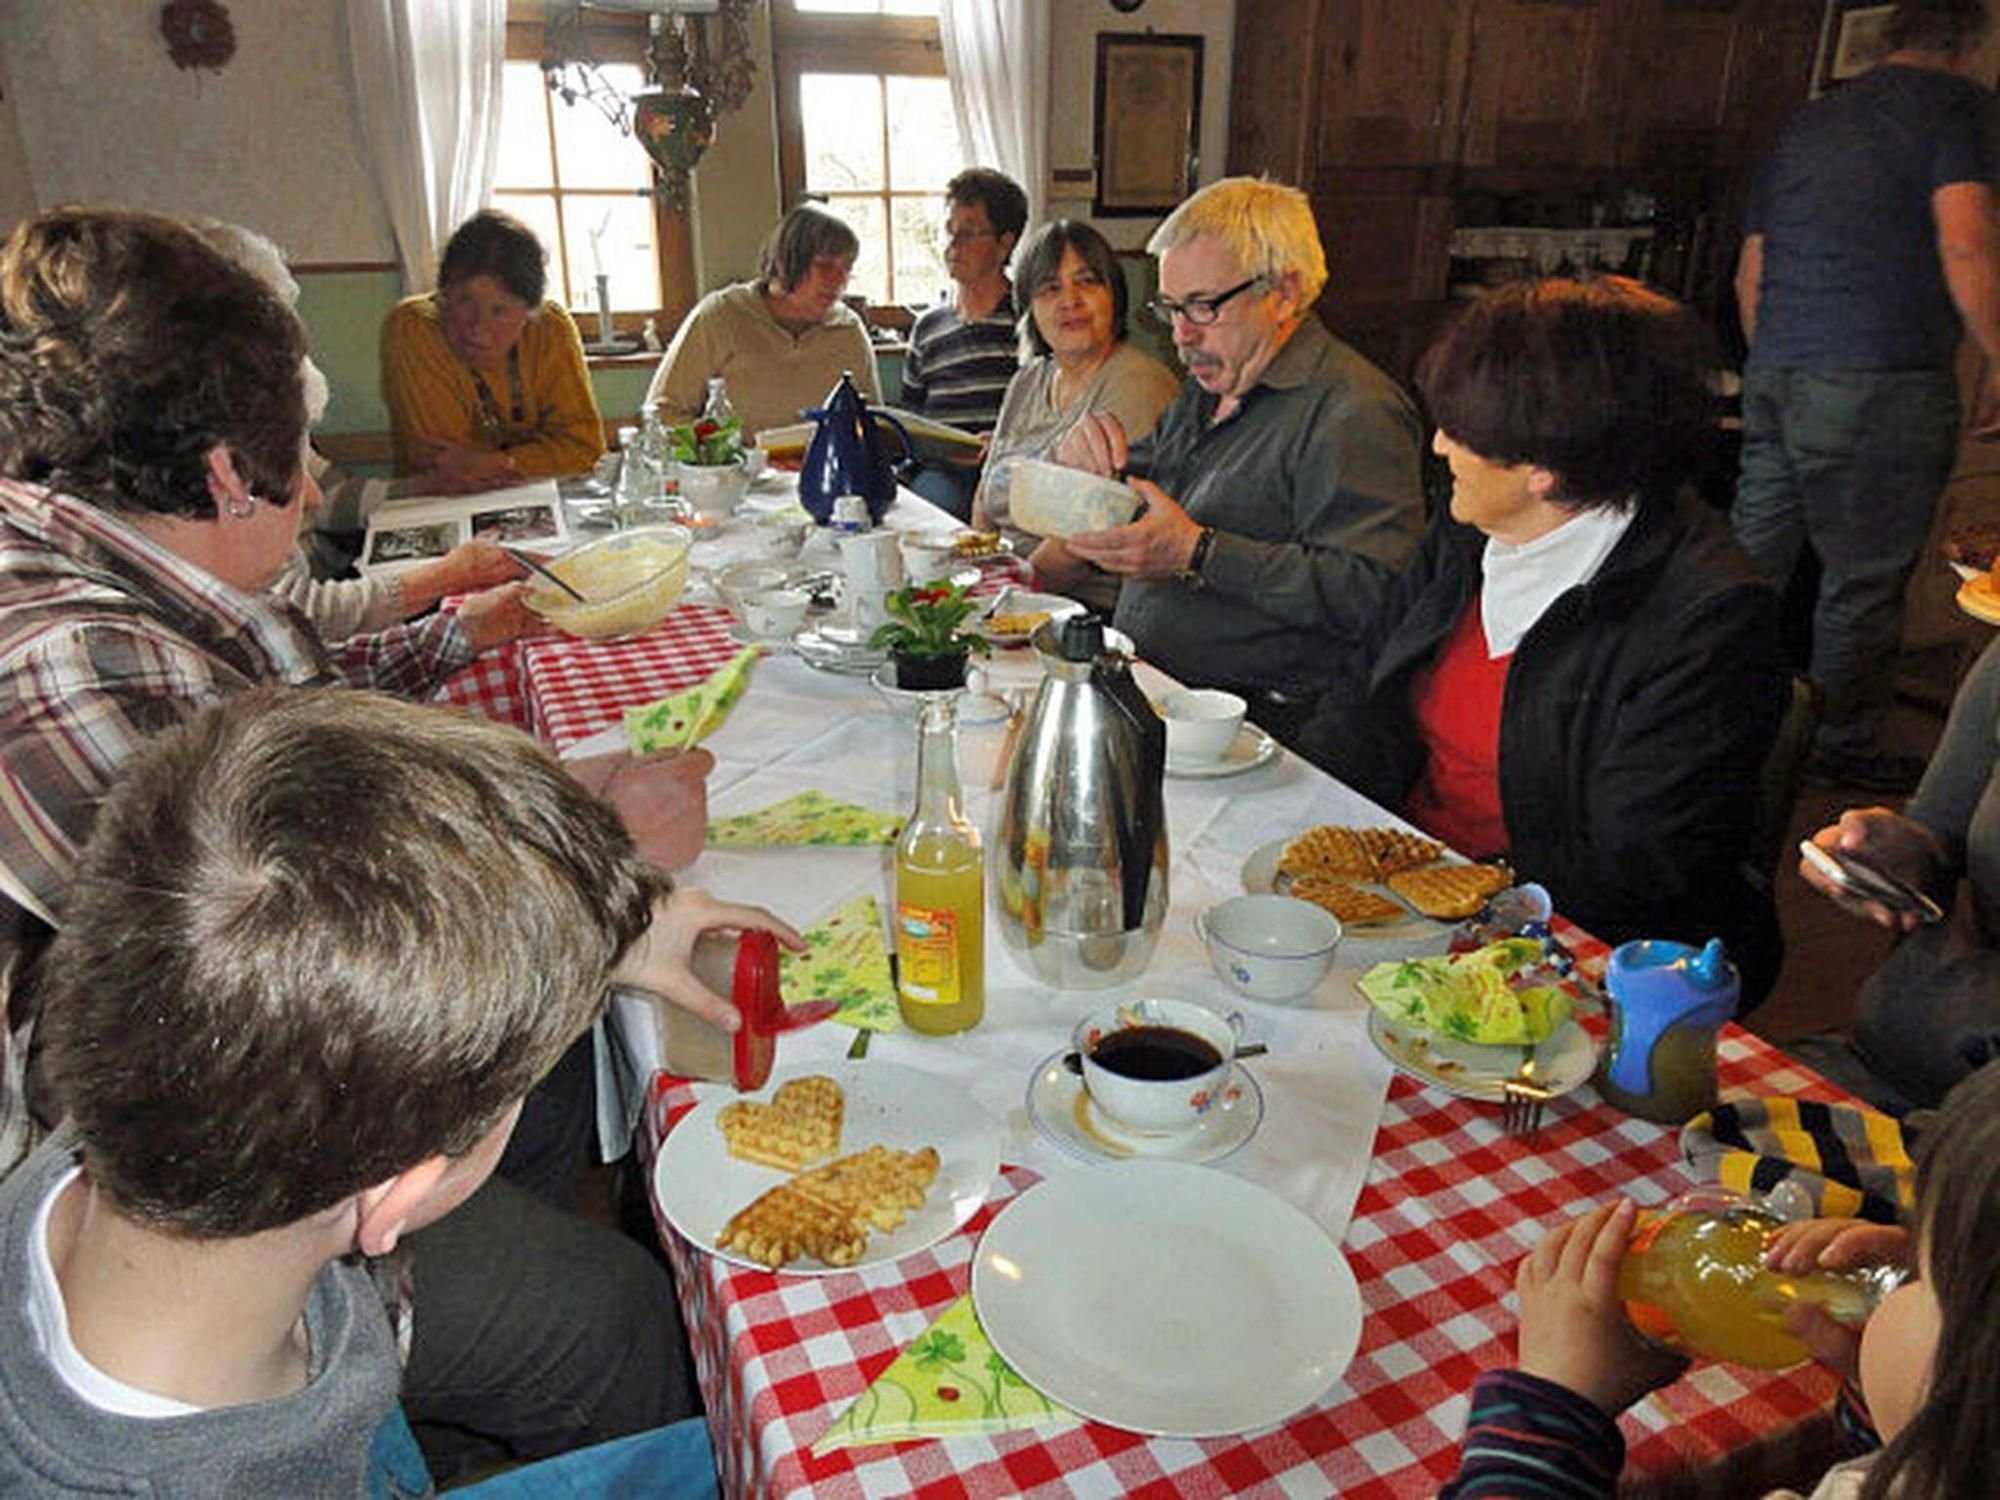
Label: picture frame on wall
xmin=1812 ymin=2 xmax=1897 ymax=96
xmin=1092 ymin=33 xmax=1203 ymax=218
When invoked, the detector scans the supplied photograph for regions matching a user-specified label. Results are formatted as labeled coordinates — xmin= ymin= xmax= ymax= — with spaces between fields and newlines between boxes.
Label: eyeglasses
xmin=938 ymin=227 xmax=999 ymax=249
xmin=1147 ymin=276 xmax=1266 ymax=327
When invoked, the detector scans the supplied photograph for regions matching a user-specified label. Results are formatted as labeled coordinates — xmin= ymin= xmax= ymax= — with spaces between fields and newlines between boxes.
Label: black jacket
xmin=1298 ymin=492 xmax=1786 ymax=1001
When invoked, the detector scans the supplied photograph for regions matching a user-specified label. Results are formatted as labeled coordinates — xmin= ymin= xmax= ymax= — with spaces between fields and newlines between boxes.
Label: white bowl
xmin=1196 ymin=895 xmax=1342 ymax=1003
xmin=524 ymin=525 xmax=692 ymax=639
xmin=1003 ymin=457 xmax=1139 ymax=539
xmin=900 ymin=532 xmax=959 ymax=583
xmin=715 ymin=560 xmax=791 ymax=620
xmin=676 ymin=461 xmax=751 ymax=518
xmin=1072 ymin=998 xmax=1241 ymax=1136
xmin=1160 ymin=688 xmax=1247 ymax=763
xmin=740 ymin=587 xmax=810 ymax=639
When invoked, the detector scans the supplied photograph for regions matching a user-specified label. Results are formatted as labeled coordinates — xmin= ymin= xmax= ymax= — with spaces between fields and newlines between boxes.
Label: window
xmin=774 ymin=0 xmax=965 ymax=307
xmin=493 ymin=19 xmax=687 ymax=323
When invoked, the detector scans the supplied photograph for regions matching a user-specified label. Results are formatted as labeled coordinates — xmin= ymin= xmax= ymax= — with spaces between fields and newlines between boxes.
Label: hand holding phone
xmin=1798 ymin=840 xmax=1944 ymax=924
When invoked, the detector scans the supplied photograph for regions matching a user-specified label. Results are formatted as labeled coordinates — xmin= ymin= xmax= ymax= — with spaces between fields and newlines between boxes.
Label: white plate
xmin=868 ymin=665 xmax=1011 ymax=726
xmin=727 ymin=621 xmax=797 ymax=652
xmin=972 ymin=1161 xmax=1362 ymax=1437
xmin=974 ymin=590 xmax=1085 ymax=647
xmin=1166 ymin=726 xmax=1281 ymax=780
xmin=793 ymin=624 xmax=887 ymax=676
xmin=1365 ymin=1006 xmax=1598 ymax=1102
xmin=652 ymin=1060 xmax=1002 ymax=1275
xmin=1025 ymin=1050 xmax=1263 ymax=1165
xmin=1240 ymin=838 xmax=1454 ymax=962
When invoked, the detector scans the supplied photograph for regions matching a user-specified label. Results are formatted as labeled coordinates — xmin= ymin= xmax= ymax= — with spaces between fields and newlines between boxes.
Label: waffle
xmin=717 ymin=1180 xmax=870 ymax=1269
xmin=716 ymin=1145 xmax=941 ymax=1270
xmin=1359 ymin=828 xmax=1446 ymax=877
xmin=1278 ymin=824 xmax=1444 ymax=882
xmin=1277 ymin=825 xmax=1379 ymax=881
xmin=1386 ymin=863 xmax=1510 ymax=920
xmin=717 ymin=1075 xmax=844 ymax=1171
xmin=1286 ymin=873 xmax=1406 ymax=926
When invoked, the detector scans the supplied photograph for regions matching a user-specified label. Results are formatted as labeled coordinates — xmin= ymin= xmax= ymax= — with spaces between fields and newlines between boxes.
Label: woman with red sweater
xmin=1298 ymin=278 xmax=1787 ymax=1001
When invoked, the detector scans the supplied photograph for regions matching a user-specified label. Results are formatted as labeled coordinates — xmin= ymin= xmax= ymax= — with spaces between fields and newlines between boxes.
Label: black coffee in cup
xmin=1091 ymin=1025 xmax=1222 ymax=1081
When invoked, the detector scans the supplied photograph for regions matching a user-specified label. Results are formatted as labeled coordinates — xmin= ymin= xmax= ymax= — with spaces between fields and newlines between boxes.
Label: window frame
xmin=498 ymin=16 xmax=696 ymax=333
xmin=772 ymin=3 xmax=952 ymax=306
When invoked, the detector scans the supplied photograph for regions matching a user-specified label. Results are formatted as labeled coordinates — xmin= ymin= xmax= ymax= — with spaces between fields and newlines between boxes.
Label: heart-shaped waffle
xmin=717 ymin=1074 xmax=844 ymax=1171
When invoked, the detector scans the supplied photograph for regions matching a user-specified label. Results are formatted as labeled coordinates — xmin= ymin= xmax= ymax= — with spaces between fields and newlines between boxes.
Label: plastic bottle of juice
xmin=895 ymin=695 xmax=984 ymax=1034
xmin=1616 ymin=1189 xmax=1906 ymax=1368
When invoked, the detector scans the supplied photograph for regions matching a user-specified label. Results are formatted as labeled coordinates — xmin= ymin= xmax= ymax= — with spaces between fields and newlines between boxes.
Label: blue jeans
xmin=1733 ymin=365 xmax=1960 ymax=759
xmin=456 ymin=1420 xmax=719 ymax=1498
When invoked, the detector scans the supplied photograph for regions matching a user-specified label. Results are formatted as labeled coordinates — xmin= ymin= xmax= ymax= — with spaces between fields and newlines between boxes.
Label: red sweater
xmin=1404 ymin=601 xmax=1511 ymax=857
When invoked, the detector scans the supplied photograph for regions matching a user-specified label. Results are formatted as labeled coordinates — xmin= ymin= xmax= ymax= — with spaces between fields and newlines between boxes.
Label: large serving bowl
xmin=525 ymin=525 xmax=693 ymax=639
xmin=1004 ymin=457 xmax=1139 ymax=539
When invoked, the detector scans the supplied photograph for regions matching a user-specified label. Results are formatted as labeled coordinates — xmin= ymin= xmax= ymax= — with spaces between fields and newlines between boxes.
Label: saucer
xmin=793 ymin=625 xmax=886 ymax=676
xmin=727 ymin=621 xmax=797 ymax=652
xmin=1025 ymin=1050 xmax=1263 ymax=1165
xmin=1166 ymin=726 xmax=1281 ymax=780
xmin=868 ymin=665 xmax=1011 ymax=725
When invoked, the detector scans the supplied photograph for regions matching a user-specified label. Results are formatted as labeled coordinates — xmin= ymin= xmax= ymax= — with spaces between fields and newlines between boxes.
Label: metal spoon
xmin=503 ymin=546 xmax=587 ymax=602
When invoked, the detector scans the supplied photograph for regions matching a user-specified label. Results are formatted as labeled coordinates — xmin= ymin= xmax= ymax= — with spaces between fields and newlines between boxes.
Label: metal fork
xmin=1501 ymin=1049 xmax=1552 ymax=1138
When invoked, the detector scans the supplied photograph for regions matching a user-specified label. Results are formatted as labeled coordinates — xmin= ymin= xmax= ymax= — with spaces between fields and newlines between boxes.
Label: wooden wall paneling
xmin=1226 ymin=0 xmax=1326 ymax=181
xmin=1316 ymin=0 xmax=1472 ymax=168
xmin=1461 ymin=0 xmax=1617 ymax=168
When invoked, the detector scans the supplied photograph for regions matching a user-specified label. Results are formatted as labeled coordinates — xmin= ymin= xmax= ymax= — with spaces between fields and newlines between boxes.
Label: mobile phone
xmin=1798 ymin=840 xmax=1944 ymax=924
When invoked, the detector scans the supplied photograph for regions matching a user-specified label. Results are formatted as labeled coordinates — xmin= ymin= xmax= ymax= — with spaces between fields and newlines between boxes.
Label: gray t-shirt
xmin=1114 ymin=318 xmax=1425 ymax=696
xmin=0 ymin=1132 xmax=426 ymax=1497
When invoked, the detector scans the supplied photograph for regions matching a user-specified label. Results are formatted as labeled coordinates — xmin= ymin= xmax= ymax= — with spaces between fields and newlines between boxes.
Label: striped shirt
xmin=899 ymin=288 xmax=1020 ymax=434
xmin=1442 ymin=1369 xmax=1623 ymax=1499
xmin=0 ymin=478 xmax=472 ymax=1177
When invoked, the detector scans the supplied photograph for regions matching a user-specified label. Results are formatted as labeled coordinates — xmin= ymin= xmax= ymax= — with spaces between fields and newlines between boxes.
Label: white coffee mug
xmin=839 ymin=530 xmax=905 ymax=634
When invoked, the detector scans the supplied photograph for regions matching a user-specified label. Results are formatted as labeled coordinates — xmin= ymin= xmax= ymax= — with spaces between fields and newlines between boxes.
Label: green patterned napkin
xmin=623 ymin=648 xmax=758 ymax=754
xmin=706 ymin=790 xmax=902 ymax=847
xmin=812 ymin=1294 xmax=1078 ymax=1453
xmin=780 ymin=893 xmax=898 ymax=1032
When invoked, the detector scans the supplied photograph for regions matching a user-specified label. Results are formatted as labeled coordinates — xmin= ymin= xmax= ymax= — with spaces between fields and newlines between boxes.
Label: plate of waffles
xmin=1241 ymin=824 xmax=1510 ymax=963
xmin=652 ymin=1060 xmax=1002 ymax=1275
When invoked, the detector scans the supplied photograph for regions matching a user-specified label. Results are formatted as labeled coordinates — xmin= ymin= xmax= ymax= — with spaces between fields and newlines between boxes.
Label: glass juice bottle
xmin=895 ymin=695 xmax=984 ymax=1034
xmin=1617 ymin=1189 xmax=1905 ymax=1368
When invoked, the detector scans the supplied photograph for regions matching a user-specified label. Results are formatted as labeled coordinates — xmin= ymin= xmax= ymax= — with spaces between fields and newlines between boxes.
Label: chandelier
xmin=541 ymin=0 xmax=757 ymax=209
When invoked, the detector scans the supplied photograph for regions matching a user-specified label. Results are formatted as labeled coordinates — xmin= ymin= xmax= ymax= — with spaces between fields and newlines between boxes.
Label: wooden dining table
xmin=440 ymin=480 xmax=1861 ymax=1499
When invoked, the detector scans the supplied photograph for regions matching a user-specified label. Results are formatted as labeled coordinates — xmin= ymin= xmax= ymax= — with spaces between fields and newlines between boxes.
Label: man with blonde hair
xmin=1058 ymin=176 xmax=1424 ymax=741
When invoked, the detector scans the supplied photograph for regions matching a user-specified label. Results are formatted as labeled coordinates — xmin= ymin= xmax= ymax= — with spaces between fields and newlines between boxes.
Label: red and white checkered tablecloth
xmin=640 ymin=1017 xmax=1855 ymax=1500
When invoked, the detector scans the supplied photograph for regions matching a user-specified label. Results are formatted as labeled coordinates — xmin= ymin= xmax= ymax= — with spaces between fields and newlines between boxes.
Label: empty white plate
xmin=972 ymin=1160 xmax=1362 ymax=1436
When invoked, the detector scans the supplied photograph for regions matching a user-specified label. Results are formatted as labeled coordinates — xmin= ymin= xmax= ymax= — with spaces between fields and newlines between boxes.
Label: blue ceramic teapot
xmin=797 ymin=371 xmax=912 ymax=525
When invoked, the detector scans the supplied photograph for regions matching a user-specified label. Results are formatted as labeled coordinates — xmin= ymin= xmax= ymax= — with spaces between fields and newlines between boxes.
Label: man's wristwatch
xmin=1178 ymin=526 xmax=1216 ymax=589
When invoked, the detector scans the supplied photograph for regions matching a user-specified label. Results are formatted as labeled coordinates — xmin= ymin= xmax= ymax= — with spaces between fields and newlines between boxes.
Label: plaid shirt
xmin=0 ymin=478 xmax=473 ymax=1175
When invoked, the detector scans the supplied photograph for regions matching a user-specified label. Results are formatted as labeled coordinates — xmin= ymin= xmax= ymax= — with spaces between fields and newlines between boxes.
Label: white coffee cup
xmin=839 ymin=529 xmax=905 ymax=634
xmin=1072 ymin=998 xmax=1242 ymax=1136
xmin=1160 ymin=688 xmax=1247 ymax=763
xmin=740 ymin=587 xmax=810 ymax=640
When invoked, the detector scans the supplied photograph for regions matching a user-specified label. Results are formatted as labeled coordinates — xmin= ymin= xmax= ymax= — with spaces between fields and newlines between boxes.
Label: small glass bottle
xmin=894 ymin=695 xmax=984 ymax=1035
xmin=701 ymin=376 xmax=737 ymax=431
xmin=1617 ymin=1188 xmax=1908 ymax=1369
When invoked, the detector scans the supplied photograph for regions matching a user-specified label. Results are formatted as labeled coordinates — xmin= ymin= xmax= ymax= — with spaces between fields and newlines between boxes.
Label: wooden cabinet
xmin=1225 ymin=0 xmax=1824 ymax=374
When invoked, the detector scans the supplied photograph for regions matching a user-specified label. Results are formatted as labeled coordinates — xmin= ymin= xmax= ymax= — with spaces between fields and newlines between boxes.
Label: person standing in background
xmin=899 ymin=169 xmax=1027 ymax=519
xmin=1732 ymin=0 xmax=2000 ymax=793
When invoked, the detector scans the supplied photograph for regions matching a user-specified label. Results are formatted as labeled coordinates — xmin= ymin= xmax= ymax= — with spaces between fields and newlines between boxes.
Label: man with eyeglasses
xmin=1055 ymin=176 xmax=1424 ymax=744
xmin=899 ymin=168 xmax=1028 ymax=519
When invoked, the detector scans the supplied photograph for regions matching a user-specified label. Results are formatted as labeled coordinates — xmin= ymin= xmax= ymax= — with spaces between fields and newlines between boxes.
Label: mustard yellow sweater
xmin=380 ymin=294 xmax=605 ymax=479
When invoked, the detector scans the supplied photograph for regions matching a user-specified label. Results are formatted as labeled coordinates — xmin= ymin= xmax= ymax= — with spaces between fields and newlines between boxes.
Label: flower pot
xmin=892 ymin=649 xmax=968 ymax=690
xmin=676 ymin=460 xmax=750 ymax=518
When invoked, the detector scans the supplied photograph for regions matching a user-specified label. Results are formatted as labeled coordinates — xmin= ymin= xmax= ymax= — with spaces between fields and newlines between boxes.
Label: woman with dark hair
xmin=972 ymin=219 xmax=1179 ymax=608
xmin=381 ymin=208 xmax=605 ymax=491
xmin=1299 ymin=276 xmax=1787 ymax=999
xmin=645 ymin=201 xmax=880 ymax=438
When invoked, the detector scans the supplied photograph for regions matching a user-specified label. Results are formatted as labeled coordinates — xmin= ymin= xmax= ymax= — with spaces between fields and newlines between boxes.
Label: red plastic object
xmin=729 ymin=930 xmax=783 ymax=1091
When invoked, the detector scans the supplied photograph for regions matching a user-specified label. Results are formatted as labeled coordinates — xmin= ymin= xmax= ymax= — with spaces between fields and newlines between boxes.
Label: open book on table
xmin=359 ymin=477 xmax=568 ymax=575
xmin=755 ymin=408 xmax=984 ymax=465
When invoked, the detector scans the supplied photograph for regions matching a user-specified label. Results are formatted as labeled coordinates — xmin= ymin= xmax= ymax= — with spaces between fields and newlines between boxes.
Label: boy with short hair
xmin=0 ymin=687 xmax=695 ymax=1495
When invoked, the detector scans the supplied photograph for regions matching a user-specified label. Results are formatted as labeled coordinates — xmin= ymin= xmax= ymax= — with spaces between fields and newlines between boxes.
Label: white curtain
xmin=938 ymin=0 xmax=1051 ymax=232
xmin=345 ymin=0 xmax=506 ymax=293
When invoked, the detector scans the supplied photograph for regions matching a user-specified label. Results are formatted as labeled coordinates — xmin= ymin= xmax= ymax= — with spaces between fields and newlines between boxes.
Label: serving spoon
xmin=503 ymin=546 xmax=587 ymax=603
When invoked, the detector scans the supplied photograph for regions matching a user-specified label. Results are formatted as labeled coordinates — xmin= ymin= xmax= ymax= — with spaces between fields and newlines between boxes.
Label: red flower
xmin=693 ymin=420 xmax=719 ymax=440
xmin=910 ymin=586 xmax=951 ymax=606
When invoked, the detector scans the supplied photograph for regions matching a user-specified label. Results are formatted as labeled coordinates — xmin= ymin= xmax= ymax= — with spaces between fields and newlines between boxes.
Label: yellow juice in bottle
xmin=1617 ymin=1194 xmax=1897 ymax=1368
xmin=894 ymin=695 xmax=985 ymax=1035
xmin=895 ymin=833 xmax=984 ymax=1034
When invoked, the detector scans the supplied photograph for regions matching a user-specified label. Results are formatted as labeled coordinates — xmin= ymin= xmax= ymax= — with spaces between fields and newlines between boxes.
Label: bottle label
xmin=896 ymin=903 xmax=962 ymax=1007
